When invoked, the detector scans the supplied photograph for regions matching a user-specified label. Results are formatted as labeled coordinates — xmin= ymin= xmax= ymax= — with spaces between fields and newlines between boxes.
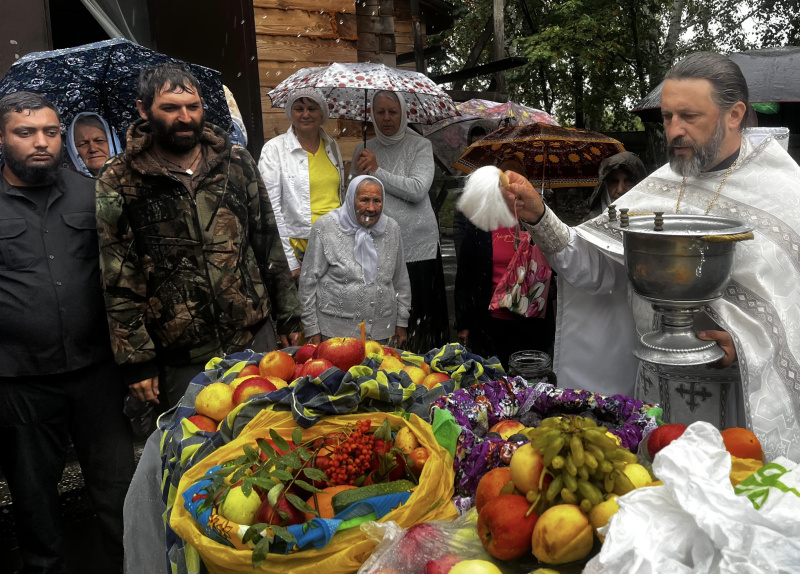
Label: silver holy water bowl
xmin=609 ymin=209 xmax=752 ymax=366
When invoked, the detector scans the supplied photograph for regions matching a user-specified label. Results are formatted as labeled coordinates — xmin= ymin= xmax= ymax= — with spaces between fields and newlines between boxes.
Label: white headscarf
xmin=331 ymin=175 xmax=388 ymax=284
xmin=66 ymin=112 xmax=121 ymax=177
xmin=370 ymin=90 xmax=412 ymax=146
xmin=284 ymin=87 xmax=329 ymax=124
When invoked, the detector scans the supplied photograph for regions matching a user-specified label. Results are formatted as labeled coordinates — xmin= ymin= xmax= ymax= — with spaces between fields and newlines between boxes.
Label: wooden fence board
xmin=254 ymin=8 xmax=334 ymax=36
xmin=254 ymin=0 xmax=355 ymax=13
xmin=256 ymin=36 xmax=357 ymax=63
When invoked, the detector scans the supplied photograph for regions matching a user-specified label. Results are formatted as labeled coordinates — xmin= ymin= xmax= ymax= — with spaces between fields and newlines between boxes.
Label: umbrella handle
xmin=363 ymin=90 xmax=368 ymax=147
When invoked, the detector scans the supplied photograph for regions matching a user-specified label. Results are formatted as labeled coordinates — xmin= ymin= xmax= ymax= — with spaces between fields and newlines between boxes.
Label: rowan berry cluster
xmin=327 ymin=420 xmax=375 ymax=485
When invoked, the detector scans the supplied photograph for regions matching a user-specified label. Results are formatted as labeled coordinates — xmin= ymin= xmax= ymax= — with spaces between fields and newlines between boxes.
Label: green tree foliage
xmin=429 ymin=0 xmax=796 ymax=131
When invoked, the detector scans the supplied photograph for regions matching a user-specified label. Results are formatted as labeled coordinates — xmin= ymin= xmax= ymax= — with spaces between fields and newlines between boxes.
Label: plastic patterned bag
xmin=170 ymin=411 xmax=457 ymax=574
xmin=487 ymin=227 xmax=551 ymax=318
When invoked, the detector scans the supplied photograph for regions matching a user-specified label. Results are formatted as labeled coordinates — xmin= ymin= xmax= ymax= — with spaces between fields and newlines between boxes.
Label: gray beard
xmin=668 ymin=118 xmax=726 ymax=177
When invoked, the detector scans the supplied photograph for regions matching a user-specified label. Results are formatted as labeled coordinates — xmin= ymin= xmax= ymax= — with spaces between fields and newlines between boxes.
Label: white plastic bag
xmin=585 ymin=422 xmax=800 ymax=574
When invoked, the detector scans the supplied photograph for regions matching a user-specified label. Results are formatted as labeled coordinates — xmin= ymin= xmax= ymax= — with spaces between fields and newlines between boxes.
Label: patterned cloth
xmin=95 ymin=120 xmax=302 ymax=382
xmin=155 ymin=344 xmax=502 ymax=574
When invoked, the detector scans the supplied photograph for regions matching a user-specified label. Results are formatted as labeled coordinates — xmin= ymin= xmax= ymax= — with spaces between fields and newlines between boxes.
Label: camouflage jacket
xmin=96 ymin=120 xmax=301 ymax=381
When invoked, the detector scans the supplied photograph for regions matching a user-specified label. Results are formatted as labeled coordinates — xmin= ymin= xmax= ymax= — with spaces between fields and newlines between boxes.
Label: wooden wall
xmin=254 ymin=0 xmax=361 ymax=161
xmin=253 ymin=0 xmax=429 ymax=161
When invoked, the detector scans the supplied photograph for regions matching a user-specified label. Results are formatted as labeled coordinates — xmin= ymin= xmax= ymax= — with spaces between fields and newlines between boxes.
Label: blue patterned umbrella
xmin=0 ymin=38 xmax=233 ymax=148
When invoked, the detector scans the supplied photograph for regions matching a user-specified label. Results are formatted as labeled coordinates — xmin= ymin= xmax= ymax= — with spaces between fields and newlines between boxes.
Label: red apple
xmin=313 ymin=337 xmax=366 ymax=372
xmin=232 ymin=377 xmax=277 ymax=405
xmin=424 ymin=554 xmax=461 ymax=574
xmin=294 ymin=362 xmax=306 ymax=380
xmin=647 ymin=423 xmax=687 ymax=459
xmin=294 ymin=343 xmax=317 ymax=365
xmin=187 ymin=414 xmax=217 ymax=433
xmin=396 ymin=523 xmax=438 ymax=570
xmin=254 ymin=494 xmax=305 ymax=526
xmin=310 ymin=454 xmax=334 ymax=488
xmin=301 ymin=358 xmax=335 ymax=379
xmin=420 ymin=372 xmax=450 ymax=390
xmin=238 ymin=364 xmax=260 ymax=378
xmin=259 ymin=350 xmax=295 ymax=381
xmin=477 ymin=494 xmax=538 ymax=560
xmin=489 ymin=420 xmax=526 ymax=440
xmin=475 ymin=467 xmax=512 ymax=512
xmin=382 ymin=346 xmax=402 ymax=360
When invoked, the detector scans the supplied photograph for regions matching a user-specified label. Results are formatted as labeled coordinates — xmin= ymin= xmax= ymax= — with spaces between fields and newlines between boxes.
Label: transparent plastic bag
xmin=358 ymin=508 xmax=496 ymax=574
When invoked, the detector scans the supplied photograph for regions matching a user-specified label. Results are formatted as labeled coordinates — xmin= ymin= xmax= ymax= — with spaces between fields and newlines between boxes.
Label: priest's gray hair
xmin=665 ymin=52 xmax=749 ymax=130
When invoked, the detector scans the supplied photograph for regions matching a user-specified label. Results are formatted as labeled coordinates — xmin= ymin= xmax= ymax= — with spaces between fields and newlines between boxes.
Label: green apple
xmin=218 ymin=485 xmax=262 ymax=525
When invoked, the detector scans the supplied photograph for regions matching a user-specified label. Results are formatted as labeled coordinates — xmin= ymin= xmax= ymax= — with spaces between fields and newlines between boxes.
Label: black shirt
xmin=0 ymin=167 xmax=112 ymax=376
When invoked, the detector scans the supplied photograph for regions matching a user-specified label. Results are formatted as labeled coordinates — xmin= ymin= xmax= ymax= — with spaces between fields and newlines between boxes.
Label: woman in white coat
xmin=258 ymin=87 xmax=345 ymax=279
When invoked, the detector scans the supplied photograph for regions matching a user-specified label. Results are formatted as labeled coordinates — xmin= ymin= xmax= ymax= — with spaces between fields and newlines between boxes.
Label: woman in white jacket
xmin=258 ymin=87 xmax=344 ymax=278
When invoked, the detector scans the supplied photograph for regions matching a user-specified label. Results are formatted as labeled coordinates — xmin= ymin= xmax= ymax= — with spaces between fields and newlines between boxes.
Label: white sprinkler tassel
xmin=457 ymin=165 xmax=519 ymax=231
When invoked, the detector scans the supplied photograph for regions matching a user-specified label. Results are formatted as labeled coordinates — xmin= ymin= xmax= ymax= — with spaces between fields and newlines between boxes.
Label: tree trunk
xmin=659 ymin=0 xmax=685 ymax=76
xmin=573 ymin=59 xmax=584 ymax=128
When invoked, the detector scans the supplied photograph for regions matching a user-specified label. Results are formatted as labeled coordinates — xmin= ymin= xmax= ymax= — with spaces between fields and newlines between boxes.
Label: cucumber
xmin=331 ymin=479 xmax=415 ymax=515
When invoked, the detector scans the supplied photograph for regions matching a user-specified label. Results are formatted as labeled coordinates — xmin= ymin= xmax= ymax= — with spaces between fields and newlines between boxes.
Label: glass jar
xmin=508 ymin=350 xmax=553 ymax=382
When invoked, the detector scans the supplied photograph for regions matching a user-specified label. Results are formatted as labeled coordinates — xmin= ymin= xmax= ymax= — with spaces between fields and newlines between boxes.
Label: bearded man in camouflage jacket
xmin=96 ymin=64 xmax=302 ymax=408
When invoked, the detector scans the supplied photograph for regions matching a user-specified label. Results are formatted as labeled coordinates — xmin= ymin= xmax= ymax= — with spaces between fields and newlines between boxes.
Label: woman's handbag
xmin=488 ymin=226 xmax=552 ymax=318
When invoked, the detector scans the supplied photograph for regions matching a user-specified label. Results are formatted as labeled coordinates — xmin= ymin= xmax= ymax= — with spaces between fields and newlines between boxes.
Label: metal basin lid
xmin=611 ymin=214 xmax=752 ymax=237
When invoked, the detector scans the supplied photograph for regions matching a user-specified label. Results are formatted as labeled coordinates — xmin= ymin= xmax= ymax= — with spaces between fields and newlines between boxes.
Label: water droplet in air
xmin=237 ymin=72 xmax=242 ymax=77
xmin=10 ymin=40 xmax=18 ymax=44
xmin=335 ymin=38 xmax=340 ymax=43
xmin=262 ymin=14 xmax=267 ymax=18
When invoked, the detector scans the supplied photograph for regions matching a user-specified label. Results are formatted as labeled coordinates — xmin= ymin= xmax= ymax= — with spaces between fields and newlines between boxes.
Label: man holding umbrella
xmin=502 ymin=52 xmax=800 ymax=459
xmin=96 ymin=63 xmax=302 ymax=408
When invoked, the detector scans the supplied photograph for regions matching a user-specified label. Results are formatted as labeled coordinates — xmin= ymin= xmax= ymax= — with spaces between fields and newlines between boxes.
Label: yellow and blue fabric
xmin=158 ymin=343 xmax=500 ymax=574
xmin=184 ymin=464 xmax=412 ymax=553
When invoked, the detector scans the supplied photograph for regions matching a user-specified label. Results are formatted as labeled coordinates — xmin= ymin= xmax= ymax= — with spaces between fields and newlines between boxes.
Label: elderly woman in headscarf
xmin=299 ymin=175 xmax=410 ymax=347
xmin=258 ymin=87 xmax=345 ymax=279
xmin=586 ymin=151 xmax=647 ymax=219
xmin=350 ymin=90 xmax=448 ymax=353
xmin=67 ymin=112 xmax=121 ymax=177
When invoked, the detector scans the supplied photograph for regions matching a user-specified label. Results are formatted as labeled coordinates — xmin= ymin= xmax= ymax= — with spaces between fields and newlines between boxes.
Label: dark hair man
xmin=95 ymin=64 xmax=302 ymax=409
xmin=0 ymin=92 xmax=135 ymax=572
xmin=501 ymin=52 xmax=800 ymax=459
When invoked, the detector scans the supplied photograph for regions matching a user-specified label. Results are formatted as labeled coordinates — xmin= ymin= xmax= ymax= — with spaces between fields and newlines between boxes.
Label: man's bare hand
xmin=697 ymin=330 xmax=737 ymax=368
xmin=392 ymin=326 xmax=407 ymax=349
xmin=501 ymin=170 xmax=545 ymax=223
xmin=130 ymin=376 xmax=159 ymax=404
xmin=307 ymin=334 xmax=322 ymax=345
xmin=457 ymin=329 xmax=469 ymax=346
xmin=355 ymin=149 xmax=379 ymax=175
xmin=291 ymin=268 xmax=301 ymax=280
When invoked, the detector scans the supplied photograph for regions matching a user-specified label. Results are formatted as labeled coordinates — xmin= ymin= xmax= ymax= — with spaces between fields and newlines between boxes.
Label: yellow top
xmin=307 ymin=148 xmax=340 ymax=224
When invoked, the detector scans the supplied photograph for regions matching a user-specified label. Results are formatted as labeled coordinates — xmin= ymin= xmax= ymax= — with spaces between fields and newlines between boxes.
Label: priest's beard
xmin=149 ymin=113 xmax=205 ymax=154
xmin=1 ymin=143 xmax=61 ymax=185
xmin=667 ymin=116 xmax=726 ymax=177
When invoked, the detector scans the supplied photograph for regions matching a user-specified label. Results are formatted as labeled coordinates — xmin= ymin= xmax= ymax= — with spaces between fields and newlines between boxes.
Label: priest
xmin=503 ymin=52 xmax=800 ymax=461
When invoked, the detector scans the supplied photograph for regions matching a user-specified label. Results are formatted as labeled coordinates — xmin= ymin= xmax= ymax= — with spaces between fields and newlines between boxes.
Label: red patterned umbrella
xmin=453 ymin=123 xmax=625 ymax=188
xmin=267 ymin=62 xmax=459 ymax=143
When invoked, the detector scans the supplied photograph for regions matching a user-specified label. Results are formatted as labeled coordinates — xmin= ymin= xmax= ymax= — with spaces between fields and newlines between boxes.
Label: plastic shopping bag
xmin=170 ymin=411 xmax=457 ymax=574
xmin=584 ymin=422 xmax=800 ymax=574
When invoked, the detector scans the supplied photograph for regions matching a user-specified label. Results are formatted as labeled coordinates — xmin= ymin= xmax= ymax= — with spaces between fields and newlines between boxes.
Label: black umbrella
xmin=0 ymin=38 xmax=233 ymax=147
xmin=631 ymin=46 xmax=800 ymax=123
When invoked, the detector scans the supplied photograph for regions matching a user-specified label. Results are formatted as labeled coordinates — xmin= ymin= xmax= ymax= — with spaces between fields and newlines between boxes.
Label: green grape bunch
xmin=520 ymin=415 xmax=640 ymax=515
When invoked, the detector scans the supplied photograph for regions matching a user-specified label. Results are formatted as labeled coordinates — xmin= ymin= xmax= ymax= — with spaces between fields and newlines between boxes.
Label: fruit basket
xmin=431 ymin=379 xmax=658 ymax=497
xmin=170 ymin=411 xmax=457 ymax=574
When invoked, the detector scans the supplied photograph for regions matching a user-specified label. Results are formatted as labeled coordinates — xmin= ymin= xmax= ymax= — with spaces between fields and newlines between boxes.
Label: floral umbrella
xmin=453 ymin=123 xmax=625 ymax=188
xmin=456 ymin=99 xmax=557 ymax=127
xmin=267 ymin=62 xmax=459 ymax=143
xmin=0 ymin=38 xmax=233 ymax=146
